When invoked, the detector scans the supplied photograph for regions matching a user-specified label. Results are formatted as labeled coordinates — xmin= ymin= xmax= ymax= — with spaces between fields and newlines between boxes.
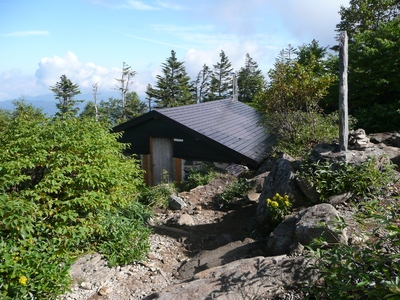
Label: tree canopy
xmin=50 ymin=75 xmax=83 ymax=117
xmin=146 ymin=50 xmax=194 ymax=108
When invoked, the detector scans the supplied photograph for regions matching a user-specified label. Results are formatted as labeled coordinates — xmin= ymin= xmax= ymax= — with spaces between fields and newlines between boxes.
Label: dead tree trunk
xmin=339 ymin=31 xmax=349 ymax=151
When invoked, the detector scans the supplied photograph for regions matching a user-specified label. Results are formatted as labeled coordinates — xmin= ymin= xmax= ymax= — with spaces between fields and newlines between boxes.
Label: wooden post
xmin=339 ymin=31 xmax=349 ymax=151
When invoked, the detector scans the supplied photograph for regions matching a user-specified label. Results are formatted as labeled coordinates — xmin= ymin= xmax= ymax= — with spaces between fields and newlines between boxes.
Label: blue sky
xmin=0 ymin=0 xmax=349 ymax=102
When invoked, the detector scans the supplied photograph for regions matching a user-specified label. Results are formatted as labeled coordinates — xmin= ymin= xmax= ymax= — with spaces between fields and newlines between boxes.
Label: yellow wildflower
xmin=19 ymin=276 xmax=27 ymax=285
xmin=271 ymin=201 xmax=279 ymax=208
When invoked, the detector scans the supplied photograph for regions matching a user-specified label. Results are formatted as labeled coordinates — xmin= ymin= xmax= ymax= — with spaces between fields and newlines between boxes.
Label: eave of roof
xmin=113 ymin=99 xmax=274 ymax=167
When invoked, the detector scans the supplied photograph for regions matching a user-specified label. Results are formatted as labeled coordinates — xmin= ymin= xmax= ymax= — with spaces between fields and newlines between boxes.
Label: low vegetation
xmin=298 ymin=157 xmax=397 ymax=202
xmin=182 ymin=163 xmax=219 ymax=191
xmin=0 ymin=101 xmax=150 ymax=299
xmin=307 ymin=199 xmax=400 ymax=299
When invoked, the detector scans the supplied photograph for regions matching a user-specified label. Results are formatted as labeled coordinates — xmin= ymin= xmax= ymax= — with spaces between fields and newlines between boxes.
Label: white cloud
xmin=0 ymin=69 xmax=43 ymax=101
xmin=34 ymin=51 xmax=120 ymax=92
xmin=4 ymin=30 xmax=49 ymax=37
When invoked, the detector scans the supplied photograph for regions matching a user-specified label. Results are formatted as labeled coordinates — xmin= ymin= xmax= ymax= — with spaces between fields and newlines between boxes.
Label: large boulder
xmin=309 ymin=142 xmax=389 ymax=166
xmin=178 ymin=238 xmax=267 ymax=281
xmin=146 ymin=255 xmax=318 ymax=300
xmin=268 ymin=203 xmax=348 ymax=256
xmin=256 ymin=154 xmax=306 ymax=225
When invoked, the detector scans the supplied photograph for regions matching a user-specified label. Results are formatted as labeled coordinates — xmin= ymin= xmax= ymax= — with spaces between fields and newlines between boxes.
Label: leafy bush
xmin=264 ymin=111 xmax=341 ymax=158
xmin=298 ymin=157 xmax=396 ymax=202
xmin=0 ymin=101 xmax=150 ymax=299
xmin=354 ymin=103 xmax=400 ymax=133
xmin=183 ymin=163 xmax=218 ymax=190
xmin=217 ymin=178 xmax=251 ymax=205
xmin=307 ymin=199 xmax=400 ymax=299
xmin=96 ymin=211 xmax=151 ymax=267
xmin=138 ymin=183 xmax=175 ymax=208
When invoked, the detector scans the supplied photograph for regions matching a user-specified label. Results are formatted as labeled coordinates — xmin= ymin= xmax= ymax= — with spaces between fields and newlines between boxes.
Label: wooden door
xmin=150 ymin=137 xmax=173 ymax=185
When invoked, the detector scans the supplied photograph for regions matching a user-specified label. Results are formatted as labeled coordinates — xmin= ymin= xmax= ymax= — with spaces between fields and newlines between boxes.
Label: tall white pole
xmin=339 ymin=31 xmax=349 ymax=151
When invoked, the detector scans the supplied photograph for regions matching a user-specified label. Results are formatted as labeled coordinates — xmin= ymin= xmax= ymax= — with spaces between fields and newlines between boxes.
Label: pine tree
xmin=50 ymin=75 xmax=82 ymax=117
xmin=146 ymin=50 xmax=194 ymax=108
xmin=206 ymin=50 xmax=234 ymax=101
xmin=193 ymin=64 xmax=212 ymax=103
xmin=237 ymin=54 xmax=265 ymax=103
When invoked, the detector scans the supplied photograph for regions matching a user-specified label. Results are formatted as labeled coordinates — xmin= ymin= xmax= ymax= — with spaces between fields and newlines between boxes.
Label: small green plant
xmin=217 ymin=178 xmax=251 ymax=205
xmin=298 ymin=157 xmax=396 ymax=202
xmin=265 ymin=193 xmax=292 ymax=230
xmin=183 ymin=163 xmax=218 ymax=190
xmin=138 ymin=183 xmax=175 ymax=208
xmin=307 ymin=199 xmax=400 ymax=299
xmin=96 ymin=211 xmax=151 ymax=267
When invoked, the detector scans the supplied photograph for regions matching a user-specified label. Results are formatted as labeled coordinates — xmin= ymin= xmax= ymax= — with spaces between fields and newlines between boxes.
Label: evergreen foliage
xmin=331 ymin=0 xmax=400 ymax=132
xmin=146 ymin=50 xmax=195 ymax=108
xmin=50 ymin=74 xmax=83 ymax=117
xmin=193 ymin=64 xmax=212 ymax=103
xmin=206 ymin=50 xmax=234 ymax=101
xmin=237 ymin=53 xmax=265 ymax=103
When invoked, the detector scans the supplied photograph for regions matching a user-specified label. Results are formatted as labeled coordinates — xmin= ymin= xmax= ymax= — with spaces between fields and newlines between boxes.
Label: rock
xmin=328 ymin=191 xmax=353 ymax=206
xmin=376 ymin=143 xmax=400 ymax=167
xmin=178 ymin=239 xmax=267 ymax=281
xmin=146 ymin=255 xmax=318 ymax=300
xmin=80 ymin=281 xmax=92 ymax=290
xmin=168 ymin=195 xmax=187 ymax=210
xmin=349 ymin=128 xmax=372 ymax=150
xmin=295 ymin=203 xmax=348 ymax=246
xmin=310 ymin=142 xmax=389 ymax=166
xmin=177 ymin=214 xmax=195 ymax=226
xmin=257 ymin=154 xmax=306 ymax=225
xmin=268 ymin=204 xmax=347 ymax=255
xmin=248 ymin=171 xmax=269 ymax=193
xmin=245 ymin=192 xmax=260 ymax=202
xmin=369 ymin=131 xmax=400 ymax=148
xmin=98 ymin=286 xmax=112 ymax=296
xmin=296 ymin=176 xmax=320 ymax=203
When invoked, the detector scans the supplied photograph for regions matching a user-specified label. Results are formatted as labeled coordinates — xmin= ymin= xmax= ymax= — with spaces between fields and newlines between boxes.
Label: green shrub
xmin=307 ymin=199 xmax=400 ymax=299
xmin=354 ymin=103 xmax=400 ymax=133
xmin=138 ymin=183 xmax=175 ymax=208
xmin=266 ymin=111 xmax=339 ymax=158
xmin=96 ymin=211 xmax=151 ymax=267
xmin=183 ymin=163 xmax=218 ymax=190
xmin=0 ymin=101 xmax=149 ymax=299
xmin=298 ymin=157 xmax=396 ymax=202
xmin=217 ymin=178 xmax=251 ymax=205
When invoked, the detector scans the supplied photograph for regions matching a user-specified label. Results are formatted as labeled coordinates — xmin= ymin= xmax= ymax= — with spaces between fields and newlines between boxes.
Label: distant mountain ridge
xmin=0 ymin=91 xmax=122 ymax=116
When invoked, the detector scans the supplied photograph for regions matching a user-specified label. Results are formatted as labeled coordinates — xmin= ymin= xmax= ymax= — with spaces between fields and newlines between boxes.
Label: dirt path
xmin=62 ymin=176 xmax=260 ymax=300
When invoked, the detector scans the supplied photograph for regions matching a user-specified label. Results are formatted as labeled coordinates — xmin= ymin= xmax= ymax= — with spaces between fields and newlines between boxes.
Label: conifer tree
xmin=206 ymin=50 xmax=234 ymax=101
xmin=146 ymin=50 xmax=194 ymax=108
xmin=50 ymin=74 xmax=82 ymax=117
xmin=237 ymin=54 xmax=265 ymax=103
xmin=193 ymin=64 xmax=212 ymax=103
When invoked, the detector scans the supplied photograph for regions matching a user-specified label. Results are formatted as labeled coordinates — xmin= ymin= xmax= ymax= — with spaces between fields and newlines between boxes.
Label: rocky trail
xmin=61 ymin=131 xmax=400 ymax=300
xmin=61 ymin=175 xmax=265 ymax=300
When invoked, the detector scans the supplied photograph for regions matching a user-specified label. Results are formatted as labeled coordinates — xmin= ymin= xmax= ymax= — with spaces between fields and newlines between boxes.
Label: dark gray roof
xmin=157 ymin=99 xmax=273 ymax=163
xmin=113 ymin=99 xmax=275 ymax=166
